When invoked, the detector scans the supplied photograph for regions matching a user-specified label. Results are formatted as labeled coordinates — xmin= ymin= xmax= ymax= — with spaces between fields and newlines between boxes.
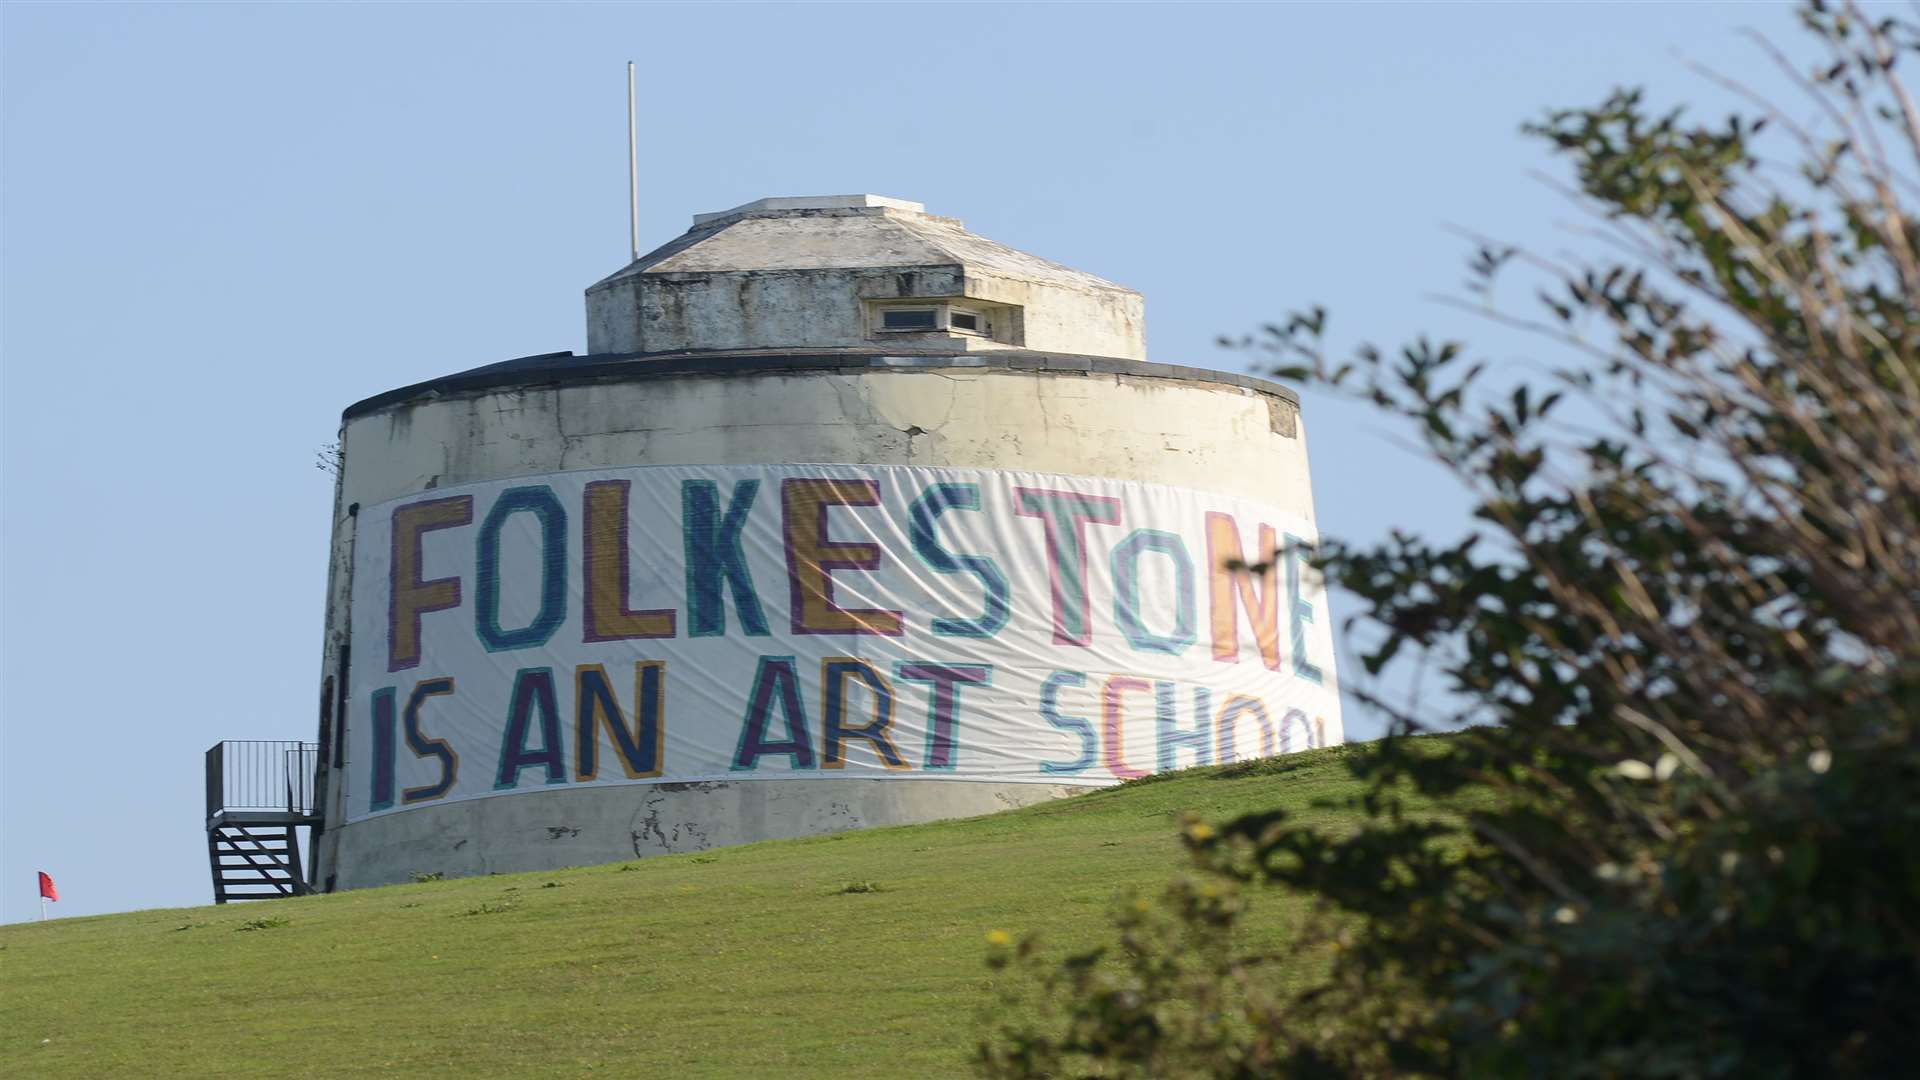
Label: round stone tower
xmin=310 ymin=195 xmax=1340 ymax=891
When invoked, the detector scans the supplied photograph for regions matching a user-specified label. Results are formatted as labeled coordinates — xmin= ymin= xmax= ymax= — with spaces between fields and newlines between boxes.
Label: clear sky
xmin=1 ymin=0 xmax=1805 ymax=921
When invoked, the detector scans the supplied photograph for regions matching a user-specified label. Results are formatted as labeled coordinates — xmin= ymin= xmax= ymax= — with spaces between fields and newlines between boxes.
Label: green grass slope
xmin=2 ymin=744 xmax=1377 ymax=1079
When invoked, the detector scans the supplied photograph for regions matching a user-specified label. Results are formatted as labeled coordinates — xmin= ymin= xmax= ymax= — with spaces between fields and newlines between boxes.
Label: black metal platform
xmin=205 ymin=741 xmax=320 ymax=903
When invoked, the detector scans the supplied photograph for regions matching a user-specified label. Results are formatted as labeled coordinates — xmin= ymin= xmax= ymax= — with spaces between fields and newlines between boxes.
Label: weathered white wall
xmin=313 ymin=365 xmax=1323 ymax=891
xmin=585 ymin=268 xmax=1145 ymax=360
xmin=961 ymin=272 xmax=1146 ymax=360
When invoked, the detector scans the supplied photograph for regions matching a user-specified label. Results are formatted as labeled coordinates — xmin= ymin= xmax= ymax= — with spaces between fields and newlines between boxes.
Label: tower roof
xmin=590 ymin=195 xmax=1134 ymax=295
xmin=584 ymin=195 xmax=1145 ymax=360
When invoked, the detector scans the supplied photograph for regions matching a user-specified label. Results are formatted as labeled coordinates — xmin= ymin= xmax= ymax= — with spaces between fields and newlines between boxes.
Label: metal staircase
xmin=208 ymin=822 xmax=307 ymax=902
xmin=205 ymin=740 xmax=320 ymax=903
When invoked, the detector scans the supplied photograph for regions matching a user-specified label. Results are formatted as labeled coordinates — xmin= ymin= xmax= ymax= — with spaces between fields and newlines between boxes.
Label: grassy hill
xmin=1 ymin=743 xmax=1385 ymax=1079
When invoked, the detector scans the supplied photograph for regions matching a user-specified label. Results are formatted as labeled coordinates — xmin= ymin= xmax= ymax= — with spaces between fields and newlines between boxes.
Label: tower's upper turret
xmin=585 ymin=195 xmax=1144 ymax=359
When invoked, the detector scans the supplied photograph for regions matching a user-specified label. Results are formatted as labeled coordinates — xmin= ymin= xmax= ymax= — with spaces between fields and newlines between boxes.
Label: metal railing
xmin=205 ymin=740 xmax=318 ymax=822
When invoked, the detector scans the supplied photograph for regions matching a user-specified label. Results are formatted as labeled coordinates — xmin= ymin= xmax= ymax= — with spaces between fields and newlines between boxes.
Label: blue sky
xmin=1 ymin=1 xmax=1805 ymax=920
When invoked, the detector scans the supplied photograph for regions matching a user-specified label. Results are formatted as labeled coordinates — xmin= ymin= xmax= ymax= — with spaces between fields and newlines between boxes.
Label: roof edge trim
xmin=343 ymin=350 xmax=1299 ymax=421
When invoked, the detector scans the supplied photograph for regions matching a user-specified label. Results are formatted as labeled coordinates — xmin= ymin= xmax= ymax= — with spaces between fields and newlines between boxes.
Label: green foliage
xmin=980 ymin=4 xmax=1920 ymax=1076
xmin=979 ymin=871 xmax=1290 ymax=1080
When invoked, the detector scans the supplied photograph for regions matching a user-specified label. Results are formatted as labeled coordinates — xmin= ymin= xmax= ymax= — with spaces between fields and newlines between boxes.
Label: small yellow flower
xmin=1133 ymin=898 xmax=1152 ymax=913
xmin=1188 ymin=822 xmax=1216 ymax=842
xmin=985 ymin=929 xmax=1013 ymax=947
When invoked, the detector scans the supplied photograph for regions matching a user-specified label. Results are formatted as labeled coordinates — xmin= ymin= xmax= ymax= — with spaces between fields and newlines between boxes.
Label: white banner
xmin=345 ymin=464 xmax=1340 ymax=823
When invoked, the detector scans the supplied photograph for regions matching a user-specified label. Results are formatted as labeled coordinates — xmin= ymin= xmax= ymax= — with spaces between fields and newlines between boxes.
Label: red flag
xmin=37 ymin=872 xmax=57 ymax=902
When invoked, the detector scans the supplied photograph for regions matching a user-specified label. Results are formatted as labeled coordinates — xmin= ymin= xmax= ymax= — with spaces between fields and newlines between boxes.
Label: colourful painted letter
xmin=475 ymin=487 xmax=568 ymax=653
xmin=894 ymin=663 xmax=992 ymax=771
xmin=1012 ymin=488 xmax=1121 ymax=646
xmin=583 ymin=480 xmax=675 ymax=642
xmin=1285 ymin=533 xmax=1324 ymax=684
xmin=495 ymin=668 xmax=565 ymax=789
xmin=682 ymin=479 xmax=769 ymax=637
xmin=1099 ymin=676 xmax=1151 ymax=779
xmin=821 ymin=658 xmax=908 ymax=770
xmin=1156 ymin=681 xmax=1210 ymax=771
xmin=388 ymin=496 xmax=473 ymax=672
xmin=401 ymin=677 xmax=458 ymax=803
xmin=1206 ymin=513 xmax=1281 ymax=670
xmin=575 ymin=662 xmax=665 ymax=780
xmin=1215 ymin=695 xmax=1274 ymax=763
xmin=1111 ymin=530 xmax=1197 ymax=655
xmin=782 ymin=478 xmax=904 ymax=636
xmin=733 ymin=657 xmax=816 ymax=770
xmin=908 ymin=482 xmax=1011 ymax=637
xmin=368 ymin=687 xmax=397 ymax=812
xmin=1038 ymin=671 xmax=1096 ymax=775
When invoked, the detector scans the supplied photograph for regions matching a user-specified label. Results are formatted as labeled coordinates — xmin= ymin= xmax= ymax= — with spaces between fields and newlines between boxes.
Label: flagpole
xmin=40 ymin=896 xmax=47 ymax=921
xmin=627 ymin=60 xmax=640 ymax=262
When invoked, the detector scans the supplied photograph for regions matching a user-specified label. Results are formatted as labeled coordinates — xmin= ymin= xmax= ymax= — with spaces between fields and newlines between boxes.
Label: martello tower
xmin=203 ymin=195 xmax=1341 ymax=897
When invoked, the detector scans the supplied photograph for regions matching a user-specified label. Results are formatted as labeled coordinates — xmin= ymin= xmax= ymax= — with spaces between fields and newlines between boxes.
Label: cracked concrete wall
xmin=959 ymin=272 xmax=1146 ymax=360
xmin=586 ymin=267 xmax=1145 ymax=360
xmin=327 ymin=778 xmax=1080 ymax=891
xmin=314 ymin=365 xmax=1316 ymax=891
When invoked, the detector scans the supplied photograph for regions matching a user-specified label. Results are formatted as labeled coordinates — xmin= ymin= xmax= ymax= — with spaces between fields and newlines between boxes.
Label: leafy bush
xmin=979 ymin=4 xmax=1920 ymax=1076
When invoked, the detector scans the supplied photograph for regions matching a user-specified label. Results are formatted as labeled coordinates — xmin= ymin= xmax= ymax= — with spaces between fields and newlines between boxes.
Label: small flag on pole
xmin=38 ymin=871 xmax=58 ymax=920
